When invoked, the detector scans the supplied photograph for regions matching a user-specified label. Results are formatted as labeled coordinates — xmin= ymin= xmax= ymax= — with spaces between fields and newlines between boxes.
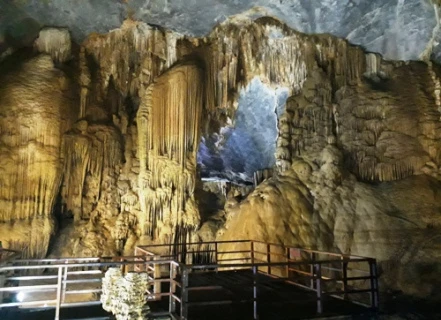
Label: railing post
xmin=250 ymin=241 xmax=255 ymax=265
xmin=286 ymin=247 xmax=290 ymax=278
xmin=341 ymin=256 xmax=348 ymax=300
xmin=180 ymin=267 xmax=189 ymax=320
xmin=168 ymin=262 xmax=176 ymax=314
xmin=369 ymin=259 xmax=379 ymax=310
xmin=153 ymin=256 xmax=161 ymax=299
xmin=310 ymin=252 xmax=316 ymax=289
xmin=252 ymin=265 xmax=258 ymax=320
xmin=214 ymin=242 xmax=218 ymax=271
xmin=266 ymin=244 xmax=271 ymax=275
xmin=62 ymin=264 xmax=68 ymax=303
xmin=315 ymin=263 xmax=323 ymax=314
xmin=55 ymin=266 xmax=63 ymax=320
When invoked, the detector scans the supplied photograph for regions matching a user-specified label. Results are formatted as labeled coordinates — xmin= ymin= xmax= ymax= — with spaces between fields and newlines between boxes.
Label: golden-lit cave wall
xmin=65 ymin=18 xmax=316 ymax=255
xmin=0 ymin=53 xmax=76 ymax=258
xmin=137 ymin=64 xmax=203 ymax=242
xmin=54 ymin=23 xmax=205 ymax=256
xmin=59 ymin=17 xmax=441 ymax=262
xmin=217 ymin=27 xmax=441 ymax=297
xmin=2 ymin=16 xmax=440 ymax=297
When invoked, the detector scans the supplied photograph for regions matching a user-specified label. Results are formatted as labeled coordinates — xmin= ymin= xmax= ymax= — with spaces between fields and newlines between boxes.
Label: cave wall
xmin=0 ymin=52 xmax=76 ymax=258
xmin=0 ymin=14 xmax=441 ymax=301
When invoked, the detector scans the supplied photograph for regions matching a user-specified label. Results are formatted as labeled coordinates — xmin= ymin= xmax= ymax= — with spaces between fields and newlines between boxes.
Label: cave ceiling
xmin=1 ymin=0 xmax=441 ymax=62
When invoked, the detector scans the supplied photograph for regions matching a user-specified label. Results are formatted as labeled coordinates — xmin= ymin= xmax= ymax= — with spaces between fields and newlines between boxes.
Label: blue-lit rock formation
xmin=198 ymin=78 xmax=288 ymax=183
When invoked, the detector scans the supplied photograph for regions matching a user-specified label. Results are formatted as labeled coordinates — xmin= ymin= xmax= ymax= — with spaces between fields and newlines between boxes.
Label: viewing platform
xmin=0 ymin=240 xmax=379 ymax=319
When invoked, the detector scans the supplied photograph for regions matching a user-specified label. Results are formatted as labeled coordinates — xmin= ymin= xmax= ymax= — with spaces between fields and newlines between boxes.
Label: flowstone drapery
xmin=0 ymin=53 xmax=74 ymax=258
xmin=137 ymin=63 xmax=204 ymax=242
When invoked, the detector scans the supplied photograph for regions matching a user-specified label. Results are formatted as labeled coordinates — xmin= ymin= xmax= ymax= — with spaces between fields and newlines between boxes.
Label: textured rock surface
xmin=1 ymin=12 xmax=441 ymax=310
xmin=101 ymin=268 xmax=150 ymax=320
xmin=218 ymin=152 xmax=441 ymax=298
xmin=0 ymin=53 xmax=76 ymax=258
xmin=1 ymin=0 xmax=440 ymax=62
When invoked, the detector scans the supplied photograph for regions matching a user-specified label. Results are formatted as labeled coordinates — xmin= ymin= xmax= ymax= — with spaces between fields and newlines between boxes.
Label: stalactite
xmin=82 ymin=19 xmax=187 ymax=109
xmin=204 ymin=19 xmax=309 ymax=114
xmin=34 ymin=28 xmax=72 ymax=64
xmin=137 ymin=63 xmax=203 ymax=240
xmin=61 ymin=122 xmax=123 ymax=220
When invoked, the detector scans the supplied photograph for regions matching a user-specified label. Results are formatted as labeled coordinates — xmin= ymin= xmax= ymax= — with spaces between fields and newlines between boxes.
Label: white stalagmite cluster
xmin=101 ymin=268 xmax=150 ymax=320
xmin=137 ymin=63 xmax=203 ymax=239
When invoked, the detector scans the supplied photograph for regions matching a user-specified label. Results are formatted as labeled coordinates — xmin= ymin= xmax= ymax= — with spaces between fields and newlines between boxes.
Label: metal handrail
xmin=136 ymin=240 xmax=379 ymax=319
xmin=0 ymin=240 xmax=379 ymax=320
xmin=0 ymin=257 xmax=181 ymax=320
xmin=0 ymin=259 xmax=181 ymax=272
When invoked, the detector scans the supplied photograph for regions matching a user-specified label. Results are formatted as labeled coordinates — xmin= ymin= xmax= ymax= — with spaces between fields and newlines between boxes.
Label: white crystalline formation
xmin=101 ymin=268 xmax=150 ymax=320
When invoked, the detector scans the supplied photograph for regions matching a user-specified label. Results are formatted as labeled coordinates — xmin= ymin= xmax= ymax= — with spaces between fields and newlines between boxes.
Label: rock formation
xmin=0 ymin=11 xmax=440 ymax=310
xmin=0 ymin=49 xmax=75 ymax=258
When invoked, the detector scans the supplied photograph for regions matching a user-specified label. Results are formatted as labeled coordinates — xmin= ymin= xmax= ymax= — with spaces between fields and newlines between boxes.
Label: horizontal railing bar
xmin=218 ymin=250 xmax=250 ymax=255
xmin=61 ymin=300 xmax=102 ymax=308
xmin=65 ymin=289 xmax=102 ymax=294
xmin=288 ymin=268 xmax=312 ymax=276
xmin=0 ymin=259 xmax=180 ymax=271
xmin=267 ymin=252 xmax=288 ymax=259
xmin=252 ymin=240 xmax=369 ymax=259
xmin=137 ymin=240 xmax=251 ymax=249
xmin=64 ymin=279 xmax=102 ymax=284
xmin=0 ymin=284 xmax=57 ymax=292
xmin=0 ymin=299 xmax=56 ymax=308
xmin=6 ymin=275 xmax=59 ymax=281
xmin=67 ymin=270 xmax=103 ymax=275
xmin=186 ymin=259 xmax=373 ymax=270
xmin=217 ymin=257 xmax=251 ymax=262
xmin=323 ymin=276 xmax=373 ymax=282
xmin=11 ymin=255 xmax=151 ymax=265
xmin=14 ymin=258 xmax=101 ymax=263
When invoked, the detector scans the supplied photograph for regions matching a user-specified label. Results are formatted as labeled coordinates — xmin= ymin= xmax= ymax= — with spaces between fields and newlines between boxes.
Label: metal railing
xmin=0 ymin=240 xmax=379 ymax=320
xmin=0 ymin=256 xmax=181 ymax=320
xmin=137 ymin=240 xmax=379 ymax=319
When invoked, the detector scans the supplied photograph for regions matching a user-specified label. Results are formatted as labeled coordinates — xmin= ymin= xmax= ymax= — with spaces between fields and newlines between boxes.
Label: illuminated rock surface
xmin=1 ymin=0 xmax=441 ymax=62
xmin=0 ymin=7 xmax=440 ymax=312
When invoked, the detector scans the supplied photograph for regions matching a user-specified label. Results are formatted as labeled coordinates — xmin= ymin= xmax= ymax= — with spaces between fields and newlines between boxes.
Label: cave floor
xmin=149 ymin=270 xmax=375 ymax=320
